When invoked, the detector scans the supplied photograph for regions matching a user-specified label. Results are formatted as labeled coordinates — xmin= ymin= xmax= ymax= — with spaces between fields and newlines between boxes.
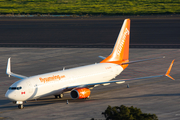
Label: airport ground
xmin=0 ymin=16 xmax=180 ymax=120
xmin=0 ymin=15 xmax=180 ymax=48
xmin=0 ymin=48 xmax=179 ymax=120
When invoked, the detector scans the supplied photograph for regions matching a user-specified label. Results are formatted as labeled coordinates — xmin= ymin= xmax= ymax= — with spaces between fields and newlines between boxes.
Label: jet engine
xmin=70 ymin=88 xmax=91 ymax=99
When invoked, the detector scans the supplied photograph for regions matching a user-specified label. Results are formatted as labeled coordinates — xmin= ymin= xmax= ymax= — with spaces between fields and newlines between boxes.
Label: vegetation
xmin=0 ymin=0 xmax=179 ymax=15
xmin=101 ymin=105 xmax=158 ymax=120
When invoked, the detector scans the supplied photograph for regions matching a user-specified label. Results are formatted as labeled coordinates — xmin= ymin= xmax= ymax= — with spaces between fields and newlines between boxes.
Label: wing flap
xmin=65 ymin=80 xmax=126 ymax=90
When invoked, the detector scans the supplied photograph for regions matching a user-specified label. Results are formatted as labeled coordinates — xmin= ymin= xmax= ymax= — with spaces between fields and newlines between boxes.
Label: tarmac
xmin=0 ymin=16 xmax=180 ymax=48
xmin=0 ymin=16 xmax=180 ymax=119
xmin=0 ymin=47 xmax=179 ymax=120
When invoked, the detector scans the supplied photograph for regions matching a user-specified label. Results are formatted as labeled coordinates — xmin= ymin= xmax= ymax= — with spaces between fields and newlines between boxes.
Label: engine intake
xmin=70 ymin=88 xmax=91 ymax=99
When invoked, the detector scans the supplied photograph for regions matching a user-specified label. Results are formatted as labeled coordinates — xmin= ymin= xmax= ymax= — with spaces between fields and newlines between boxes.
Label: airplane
xmin=5 ymin=19 xmax=175 ymax=109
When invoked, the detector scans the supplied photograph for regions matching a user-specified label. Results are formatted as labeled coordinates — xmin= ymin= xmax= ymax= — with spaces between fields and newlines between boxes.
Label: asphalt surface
xmin=0 ymin=48 xmax=179 ymax=120
xmin=0 ymin=16 xmax=180 ymax=120
xmin=0 ymin=16 xmax=180 ymax=48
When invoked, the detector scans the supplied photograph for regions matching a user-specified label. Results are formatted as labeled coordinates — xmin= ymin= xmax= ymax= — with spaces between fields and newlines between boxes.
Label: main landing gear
xmin=55 ymin=93 xmax=64 ymax=99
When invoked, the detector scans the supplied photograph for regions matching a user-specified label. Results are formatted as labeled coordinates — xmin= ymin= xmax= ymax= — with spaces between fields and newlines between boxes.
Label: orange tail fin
xmin=100 ymin=19 xmax=130 ymax=68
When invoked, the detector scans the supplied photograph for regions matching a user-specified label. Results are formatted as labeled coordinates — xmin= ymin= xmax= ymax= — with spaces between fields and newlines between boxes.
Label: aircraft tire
xmin=60 ymin=94 xmax=63 ymax=98
xmin=18 ymin=104 xmax=24 ymax=109
xmin=55 ymin=95 xmax=60 ymax=99
xmin=55 ymin=94 xmax=63 ymax=99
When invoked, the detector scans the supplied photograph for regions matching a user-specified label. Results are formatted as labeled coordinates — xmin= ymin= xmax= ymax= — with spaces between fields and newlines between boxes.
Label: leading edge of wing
xmin=66 ymin=59 xmax=175 ymax=90
xmin=121 ymin=56 xmax=165 ymax=65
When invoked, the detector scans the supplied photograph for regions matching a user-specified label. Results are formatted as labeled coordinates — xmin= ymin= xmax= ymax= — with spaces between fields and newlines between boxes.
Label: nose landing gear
xmin=18 ymin=104 xmax=24 ymax=109
xmin=13 ymin=101 xmax=24 ymax=109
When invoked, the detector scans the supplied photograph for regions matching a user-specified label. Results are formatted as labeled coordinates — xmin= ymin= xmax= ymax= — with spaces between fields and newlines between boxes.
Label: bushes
xmin=102 ymin=105 xmax=158 ymax=120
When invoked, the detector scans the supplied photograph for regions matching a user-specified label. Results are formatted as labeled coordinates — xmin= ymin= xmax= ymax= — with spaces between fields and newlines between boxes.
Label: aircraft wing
xmin=6 ymin=58 xmax=28 ymax=79
xmin=121 ymin=56 xmax=165 ymax=65
xmin=65 ymin=60 xmax=174 ymax=90
xmin=99 ymin=55 xmax=165 ymax=65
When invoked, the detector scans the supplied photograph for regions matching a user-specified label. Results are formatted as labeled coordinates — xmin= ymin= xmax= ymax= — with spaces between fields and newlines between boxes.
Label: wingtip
xmin=6 ymin=57 xmax=11 ymax=75
xmin=165 ymin=59 xmax=175 ymax=80
xmin=166 ymin=74 xmax=175 ymax=80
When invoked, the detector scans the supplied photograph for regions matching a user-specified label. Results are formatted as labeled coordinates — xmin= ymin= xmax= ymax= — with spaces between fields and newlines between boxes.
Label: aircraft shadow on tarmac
xmin=0 ymin=99 xmax=12 ymax=106
xmin=0 ymin=105 xmax=17 ymax=109
xmin=22 ymin=97 xmax=96 ymax=108
xmin=2 ymin=92 xmax=180 ymax=109
xmin=0 ymin=97 xmax=97 ymax=109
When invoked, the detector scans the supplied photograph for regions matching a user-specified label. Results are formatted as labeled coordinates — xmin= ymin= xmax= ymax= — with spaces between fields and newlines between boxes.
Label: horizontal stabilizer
xmin=98 ymin=56 xmax=106 ymax=60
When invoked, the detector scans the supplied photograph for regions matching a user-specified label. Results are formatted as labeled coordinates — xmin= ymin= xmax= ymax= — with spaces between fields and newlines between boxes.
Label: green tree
xmin=102 ymin=105 xmax=158 ymax=120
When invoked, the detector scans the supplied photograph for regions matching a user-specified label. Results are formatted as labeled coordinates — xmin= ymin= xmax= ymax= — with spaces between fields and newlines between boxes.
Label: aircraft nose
xmin=5 ymin=91 xmax=8 ymax=98
xmin=5 ymin=90 xmax=16 ymax=100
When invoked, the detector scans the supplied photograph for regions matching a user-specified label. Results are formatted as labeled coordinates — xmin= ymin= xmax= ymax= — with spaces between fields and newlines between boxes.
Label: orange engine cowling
xmin=70 ymin=88 xmax=91 ymax=99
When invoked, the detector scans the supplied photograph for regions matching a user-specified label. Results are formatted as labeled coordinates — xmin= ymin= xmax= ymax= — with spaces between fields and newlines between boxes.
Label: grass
xmin=0 ymin=0 xmax=179 ymax=15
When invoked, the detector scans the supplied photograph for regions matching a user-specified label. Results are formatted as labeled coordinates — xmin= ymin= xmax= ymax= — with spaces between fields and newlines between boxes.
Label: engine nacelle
xmin=70 ymin=88 xmax=91 ymax=99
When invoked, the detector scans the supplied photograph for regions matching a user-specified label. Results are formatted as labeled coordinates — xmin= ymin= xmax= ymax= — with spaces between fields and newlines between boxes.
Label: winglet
xmin=165 ymin=60 xmax=175 ymax=80
xmin=6 ymin=57 xmax=27 ymax=79
xmin=6 ymin=57 xmax=11 ymax=77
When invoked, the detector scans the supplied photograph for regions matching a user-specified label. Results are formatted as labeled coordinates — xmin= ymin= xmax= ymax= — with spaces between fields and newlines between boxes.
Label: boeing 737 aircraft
xmin=5 ymin=19 xmax=174 ymax=109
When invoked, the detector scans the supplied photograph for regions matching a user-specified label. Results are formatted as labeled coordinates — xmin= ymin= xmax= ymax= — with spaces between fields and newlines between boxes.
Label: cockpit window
xmin=9 ymin=87 xmax=22 ymax=90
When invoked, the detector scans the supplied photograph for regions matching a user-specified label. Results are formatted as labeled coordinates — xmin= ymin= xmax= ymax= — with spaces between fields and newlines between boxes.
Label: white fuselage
xmin=5 ymin=63 xmax=123 ymax=101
